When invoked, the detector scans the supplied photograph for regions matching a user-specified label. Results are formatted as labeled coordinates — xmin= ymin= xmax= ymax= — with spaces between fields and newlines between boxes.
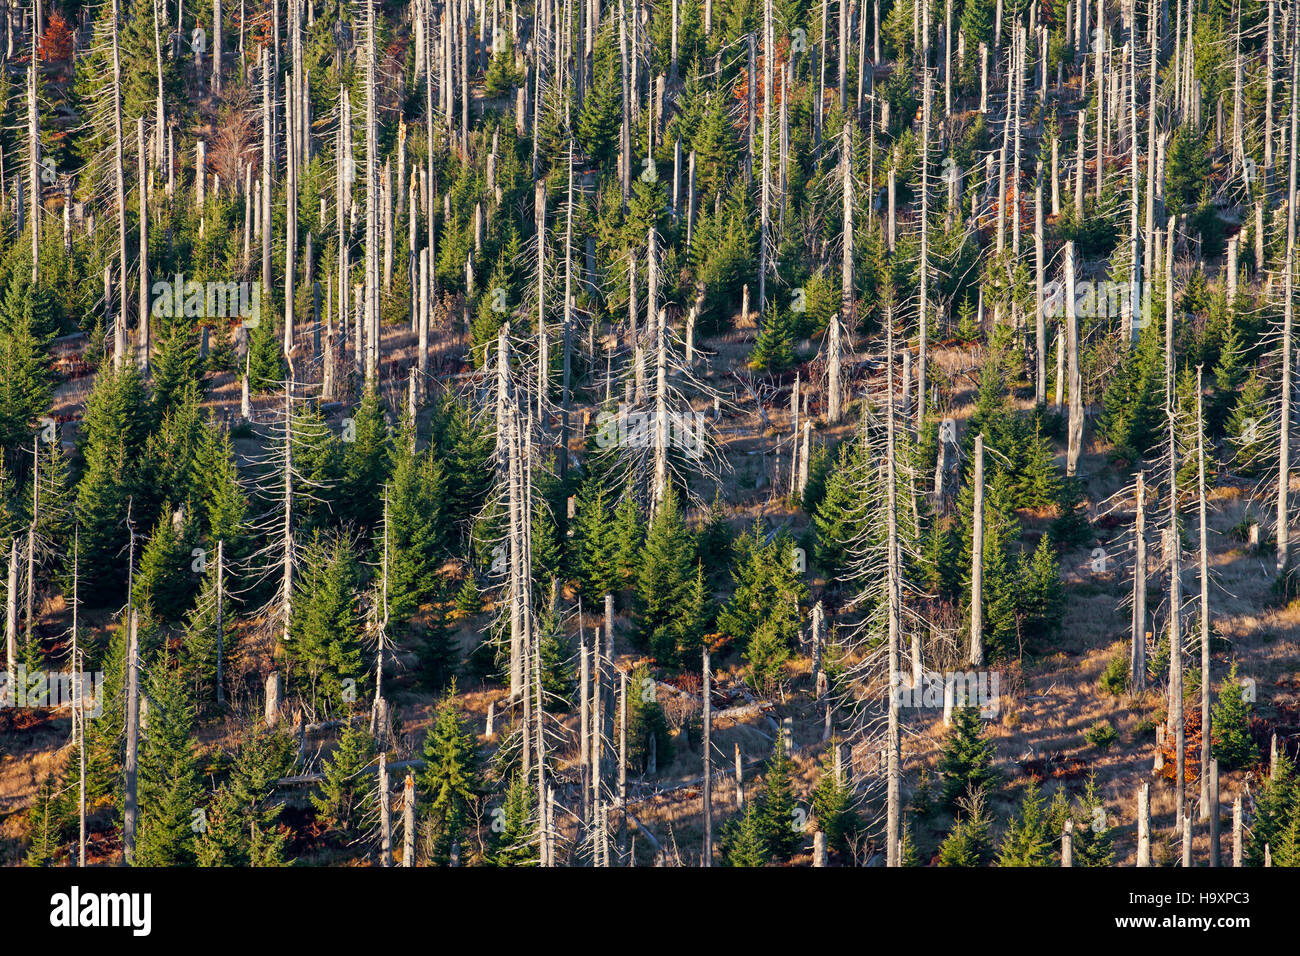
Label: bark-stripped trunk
xmin=113 ymin=0 xmax=129 ymax=370
xmin=1197 ymin=366 xmax=1211 ymax=821
xmin=1034 ymin=161 xmax=1045 ymax=404
xmin=216 ymin=539 xmax=225 ymax=706
xmin=970 ymin=432 xmax=984 ymax=666
xmin=1066 ymin=242 xmax=1083 ymax=475
xmin=1137 ymin=780 xmax=1151 ymax=866
xmin=402 ymin=773 xmax=416 ymax=865
xmin=1166 ymin=230 xmax=1185 ymax=833
xmin=364 ymin=0 xmax=379 ymax=385
xmin=281 ymin=379 xmax=293 ymax=649
xmin=123 ymin=609 xmax=140 ymax=865
xmin=4 ymin=538 xmax=16 ymax=686
xmin=378 ymin=751 xmax=392 ymax=866
xmin=27 ymin=28 xmax=37 ymax=284
xmin=1132 ymin=472 xmax=1146 ymax=691
xmin=884 ymin=299 xmax=902 ymax=866
xmin=702 ymin=646 xmax=712 ymax=866
xmin=213 ymin=0 xmax=223 ymax=90
xmin=137 ymin=117 xmax=150 ymax=370
xmin=917 ymin=68 xmax=929 ymax=427
xmin=1278 ymin=13 xmax=1299 ymax=574
xmin=649 ymin=226 xmax=668 ymax=512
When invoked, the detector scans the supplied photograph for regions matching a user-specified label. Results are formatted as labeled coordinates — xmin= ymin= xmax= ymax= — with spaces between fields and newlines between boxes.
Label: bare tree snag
xmin=1065 ymin=242 xmax=1083 ymax=476
xmin=970 ymin=432 xmax=985 ymax=666
xmin=1137 ymin=781 xmax=1151 ymax=866
xmin=123 ymin=609 xmax=140 ymax=865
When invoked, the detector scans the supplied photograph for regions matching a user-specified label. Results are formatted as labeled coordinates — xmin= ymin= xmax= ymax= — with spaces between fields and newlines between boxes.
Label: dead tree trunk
xmin=402 ymin=772 xmax=416 ymax=866
xmin=1197 ymin=366 xmax=1211 ymax=821
xmin=27 ymin=30 xmax=37 ymax=284
xmin=1278 ymin=12 xmax=1300 ymax=575
xmin=618 ymin=666 xmax=628 ymax=863
xmin=1208 ymin=758 xmax=1220 ymax=866
xmin=884 ymin=297 xmax=902 ymax=866
xmin=213 ymin=0 xmax=223 ymax=90
xmin=917 ymin=68 xmax=930 ymax=428
xmin=1131 ymin=472 xmax=1147 ymax=691
xmin=1137 ymin=780 xmax=1151 ymax=866
xmin=828 ymin=312 xmax=842 ymax=425
xmin=123 ymin=609 xmax=141 ymax=865
xmin=970 ymin=432 xmax=985 ymax=666
xmin=1166 ymin=244 xmax=1185 ymax=834
xmin=702 ymin=646 xmax=712 ymax=866
xmin=364 ymin=0 xmax=379 ymax=385
xmin=216 ymin=539 xmax=225 ymax=706
xmin=650 ymin=227 xmax=669 ymax=513
xmin=1034 ymin=161 xmax=1046 ymax=404
xmin=113 ymin=0 xmax=129 ymax=370
xmin=281 ymin=379 xmax=293 ymax=649
xmin=1232 ymin=795 xmax=1242 ymax=866
xmin=73 ymin=534 xmax=85 ymax=866
xmin=1065 ymin=241 xmax=1083 ymax=476
xmin=378 ymin=751 xmax=392 ymax=866
xmin=4 ymin=538 xmax=16 ymax=686
xmin=137 ymin=117 xmax=149 ymax=370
